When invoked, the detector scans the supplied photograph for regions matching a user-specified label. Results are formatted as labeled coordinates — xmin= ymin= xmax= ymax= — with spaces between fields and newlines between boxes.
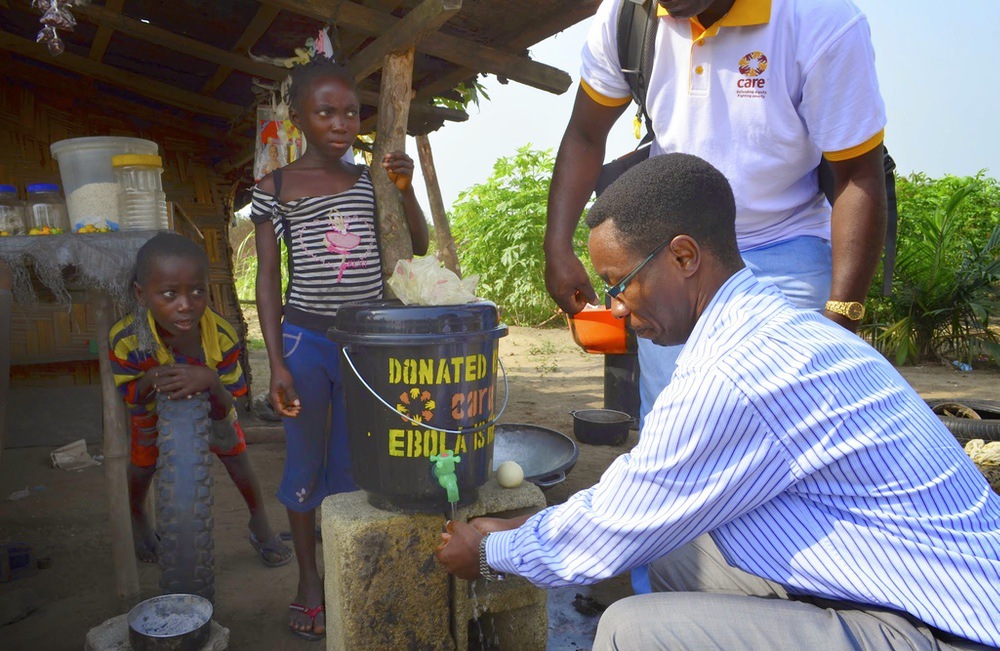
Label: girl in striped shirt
xmin=250 ymin=58 xmax=428 ymax=641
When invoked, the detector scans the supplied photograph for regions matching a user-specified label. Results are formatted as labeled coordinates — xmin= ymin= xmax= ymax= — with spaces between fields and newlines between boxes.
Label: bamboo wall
xmin=0 ymin=81 xmax=246 ymax=388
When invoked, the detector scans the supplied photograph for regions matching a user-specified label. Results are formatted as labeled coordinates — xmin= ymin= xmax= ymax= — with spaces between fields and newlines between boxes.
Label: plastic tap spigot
xmin=430 ymin=450 xmax=461 ymax=504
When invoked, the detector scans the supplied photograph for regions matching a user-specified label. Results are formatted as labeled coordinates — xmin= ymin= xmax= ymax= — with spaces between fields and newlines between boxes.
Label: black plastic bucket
xmin=328 ymin=300 xmax=508 ymax=512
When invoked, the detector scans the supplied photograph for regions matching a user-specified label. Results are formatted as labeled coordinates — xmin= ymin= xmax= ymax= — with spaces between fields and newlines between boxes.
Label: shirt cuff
xmin=485 ymin=529 xmax=520 ymax=577
xmin=823 ymin=129 xmax=884 ymax=162
xmin=580 ymin=79 xmax=632 ymax=108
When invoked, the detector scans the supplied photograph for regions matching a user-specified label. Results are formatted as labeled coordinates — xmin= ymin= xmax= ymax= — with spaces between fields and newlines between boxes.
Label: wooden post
xmin=0 ymin=283 xmax=10 ymax=472
xmin=94 ymin=293 xmax=140 ymax=600
xmin=371 ymin=46 xmax=416 ymax=285
xmin=415 ymin=134 xmax=461 ymax=276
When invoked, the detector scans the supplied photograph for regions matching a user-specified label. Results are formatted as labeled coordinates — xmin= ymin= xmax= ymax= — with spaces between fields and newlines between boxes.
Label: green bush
xmin=449 ymin=146 xmax=598 ymax=326
xmin=231 ymin=218 xmax=288 ymax=303
xmin=863 ymin=173 xmax=1000 ymax=366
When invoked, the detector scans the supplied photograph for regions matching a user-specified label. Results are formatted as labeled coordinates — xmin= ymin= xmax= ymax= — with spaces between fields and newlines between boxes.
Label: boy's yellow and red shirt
xmin=108 ymin=307 xmax=247 ymax=416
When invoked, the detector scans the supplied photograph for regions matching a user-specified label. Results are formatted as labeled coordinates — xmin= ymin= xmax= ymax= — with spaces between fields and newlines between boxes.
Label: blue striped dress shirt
xmin=489 ymin=268 xmax=1000 ymax=645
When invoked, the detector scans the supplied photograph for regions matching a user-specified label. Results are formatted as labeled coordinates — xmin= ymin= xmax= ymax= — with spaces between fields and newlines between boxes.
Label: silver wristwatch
xmin=478 ymin=533 xmax=504 ymax=581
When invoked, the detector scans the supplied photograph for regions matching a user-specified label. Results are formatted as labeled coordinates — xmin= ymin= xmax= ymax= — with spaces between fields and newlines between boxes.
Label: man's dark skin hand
xmin=545 ymin=87 xmax=627 ymax=315
xmin=435 ymin=515 xmax=531 ymax=580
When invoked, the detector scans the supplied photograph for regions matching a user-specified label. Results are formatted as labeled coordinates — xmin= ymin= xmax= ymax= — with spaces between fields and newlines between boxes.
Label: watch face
xmin=847 ymin=303 xmax=864 ymax=320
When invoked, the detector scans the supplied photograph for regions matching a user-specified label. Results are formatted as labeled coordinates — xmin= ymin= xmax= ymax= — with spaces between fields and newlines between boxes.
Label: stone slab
xmin=322 ymin=491 xmax=452 ymax=651
xmin=322 ymin=479 xmax=549 ymax=651
xmin=84 ymin=614 xmax=229 ymax=650
xmin=451 ymin=478 xmax=549 ymax=651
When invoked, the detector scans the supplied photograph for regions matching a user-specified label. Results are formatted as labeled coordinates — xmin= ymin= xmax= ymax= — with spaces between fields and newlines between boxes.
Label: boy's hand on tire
xmin=154 ymin=365 xmax=217 ymax=400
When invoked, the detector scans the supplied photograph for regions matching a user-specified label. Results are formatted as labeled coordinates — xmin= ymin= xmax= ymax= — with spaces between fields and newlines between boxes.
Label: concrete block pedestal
xmin=322 ymin=478 xmax=548 ymax=651
xmin=84 ymin=614 xmax=229 ymax=650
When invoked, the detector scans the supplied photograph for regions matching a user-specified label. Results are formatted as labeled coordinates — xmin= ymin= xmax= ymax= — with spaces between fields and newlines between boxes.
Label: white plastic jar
xmin=112 ymin=154 xmax=168 ymax=231
xmin=0 ymin=184 xmax=26 ymax=236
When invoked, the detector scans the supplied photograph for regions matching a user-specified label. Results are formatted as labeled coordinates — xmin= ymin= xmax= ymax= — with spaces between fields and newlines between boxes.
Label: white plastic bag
xmin=387 ymin=257 xmax=479 ymax=305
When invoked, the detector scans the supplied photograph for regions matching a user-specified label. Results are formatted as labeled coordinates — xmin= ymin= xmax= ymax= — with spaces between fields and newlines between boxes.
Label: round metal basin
xmin=493 ymin=423 xmax=579 ymax=488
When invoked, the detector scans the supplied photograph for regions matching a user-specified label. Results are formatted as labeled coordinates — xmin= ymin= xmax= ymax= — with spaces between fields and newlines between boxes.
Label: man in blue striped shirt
xmin=436 ymin=153 xmax=1000 ymax=649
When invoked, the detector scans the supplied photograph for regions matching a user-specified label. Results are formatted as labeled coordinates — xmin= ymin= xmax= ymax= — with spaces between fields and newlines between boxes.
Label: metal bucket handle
xmin=341 ymin=346 xmax=509 ymax=435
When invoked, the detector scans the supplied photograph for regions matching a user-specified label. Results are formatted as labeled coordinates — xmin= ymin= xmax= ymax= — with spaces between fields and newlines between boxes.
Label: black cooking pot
xmin=570 ymin=409 xmax=632 ymax=446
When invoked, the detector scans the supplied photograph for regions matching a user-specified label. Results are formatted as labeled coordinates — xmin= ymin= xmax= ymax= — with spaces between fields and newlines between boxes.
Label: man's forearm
xmin=545 ymin=130 xmax=606 ymax=256
xmin=828 ymin=151 xmax=887 ymax=304
xmin=829 ymin=193 xmax=885 ymax=302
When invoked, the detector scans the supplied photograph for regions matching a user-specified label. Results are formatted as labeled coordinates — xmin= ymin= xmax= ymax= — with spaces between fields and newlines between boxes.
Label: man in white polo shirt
xmin=544 ymin=0 xmax=888 ymax=425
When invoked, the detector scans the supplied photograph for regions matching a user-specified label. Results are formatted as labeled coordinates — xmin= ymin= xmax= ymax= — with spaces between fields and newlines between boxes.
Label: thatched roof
xmin=0 ymin=0 xmax=599 ymax=178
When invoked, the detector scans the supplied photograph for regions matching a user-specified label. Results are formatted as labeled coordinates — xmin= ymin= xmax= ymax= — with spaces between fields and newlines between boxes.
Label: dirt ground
xmin=1 ymin=323 xmax=998 ymax=650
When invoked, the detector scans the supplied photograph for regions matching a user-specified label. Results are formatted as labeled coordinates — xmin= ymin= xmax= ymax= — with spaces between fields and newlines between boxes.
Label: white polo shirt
xmin=581 ymin=0 xmax=886 ymax=251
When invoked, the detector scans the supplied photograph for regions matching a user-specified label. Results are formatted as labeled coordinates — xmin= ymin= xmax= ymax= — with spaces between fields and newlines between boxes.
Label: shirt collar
xmin=657 ymin=0 xmax=771 ymax=27
xmin=674 ymin=267 xmax=778 ymax=369
xmin=146 ymin=307 xmax=223 ymax=369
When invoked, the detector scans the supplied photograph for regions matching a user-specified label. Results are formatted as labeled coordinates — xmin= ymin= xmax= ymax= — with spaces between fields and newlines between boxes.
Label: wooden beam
xmin=0 ymin=29 xmax=243 ymax=118
xmin=372 ymin=46 xmax=416 ymax=279
xmin=338 ymin=0 xmax=405 ymax=56
xmin=201 ymin=4 xmax=282 ymax=94
xmin=95 ymin=292 xmax=141 ymax=601
xmin=88 ymin=0 xmax=125 ymax=62
xmin=416 ymin=134 xmax=460 ymax=275
xmin=345 ymin=0 xmax=461 ymax=82
xmin=357 ymin=89 xmax=467 ymax=123
xmin=0 ymin=53 xmax=232 ymax=143
xmin=262 ymin=0 xmax=571 ymax=94
xmin=416 ymin=0 xmax=602 ymax=100
xmin=74 ymin=3 xmax=287 ymax=81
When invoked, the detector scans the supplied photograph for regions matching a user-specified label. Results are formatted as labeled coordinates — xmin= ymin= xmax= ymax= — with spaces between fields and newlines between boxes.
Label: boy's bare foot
xmin=289 ymin=576 xmax=325 ymax=640
xmin=131 ymin=513 xmax=159 ymax=563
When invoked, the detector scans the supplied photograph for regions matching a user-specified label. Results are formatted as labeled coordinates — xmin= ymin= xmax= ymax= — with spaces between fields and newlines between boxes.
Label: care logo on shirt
xmin=736 ymin=51 xmax=768 ymax=99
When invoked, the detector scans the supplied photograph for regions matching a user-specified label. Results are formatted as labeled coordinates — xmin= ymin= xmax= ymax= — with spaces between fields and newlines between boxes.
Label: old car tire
xmin=927 ymin=400 xmax=1000 ymax=443
xmin=155 ymin=394 xmax=215 ymax=603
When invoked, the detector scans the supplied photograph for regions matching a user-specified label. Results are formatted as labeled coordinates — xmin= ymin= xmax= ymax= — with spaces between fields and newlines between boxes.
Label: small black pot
xmin=571 ymin=409 xmax=632 ymax=446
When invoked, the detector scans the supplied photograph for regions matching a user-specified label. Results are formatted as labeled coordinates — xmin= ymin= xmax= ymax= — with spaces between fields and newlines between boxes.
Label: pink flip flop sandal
xmin=288 ymin=603 xmax=325 ymax=641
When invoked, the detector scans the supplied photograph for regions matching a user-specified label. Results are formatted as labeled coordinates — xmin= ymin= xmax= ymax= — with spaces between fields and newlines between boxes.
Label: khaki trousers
xmin=593 ymin=534 xmax=997 ymax=651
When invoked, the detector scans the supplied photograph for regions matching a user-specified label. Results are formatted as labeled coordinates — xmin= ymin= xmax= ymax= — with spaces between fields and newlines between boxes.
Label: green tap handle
xmin=430 ymin=450 xmax=461 ymax=503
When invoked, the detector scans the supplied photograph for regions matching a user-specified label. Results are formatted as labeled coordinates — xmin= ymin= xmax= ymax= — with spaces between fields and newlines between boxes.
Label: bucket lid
xmin=27 ymin=183 xmax=60 ymax=193
xmin=0 ymin=184 xmax=16 ymax=193
xmin=112 ymin=154 xmax=163 ymax=168
xmin=329 ymin=300 xmax=507 ymax=345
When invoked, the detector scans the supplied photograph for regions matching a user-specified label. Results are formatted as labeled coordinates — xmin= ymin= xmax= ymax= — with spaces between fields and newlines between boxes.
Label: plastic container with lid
xmin=26 ymin=183 xmax=70 ymax=234
xmin=50 ymin=136 xmax=158 ymax=231
xmin=112 ymin=154 xmax=169 ymax=231
xmin=0 ymin=184 xmax=26 ymax=236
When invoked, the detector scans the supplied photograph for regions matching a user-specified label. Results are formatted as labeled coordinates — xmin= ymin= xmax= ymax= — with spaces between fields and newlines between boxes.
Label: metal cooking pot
xmin=570 ymin=409 xmax=632 ymax=446
xmin=493 ymin=423 xmax=579 ymax=488
xmin=128 ymin=594 xmax=213 ymax=651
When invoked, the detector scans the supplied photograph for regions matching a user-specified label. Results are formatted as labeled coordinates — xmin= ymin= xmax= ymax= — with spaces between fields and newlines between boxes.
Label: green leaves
xmin=232 ymin=221 xmax=289 ymax=303
xmin=450 ymin=145 xmax=596 ymax=326
xmin=863 ymin=173 xmax=1000 ymax=366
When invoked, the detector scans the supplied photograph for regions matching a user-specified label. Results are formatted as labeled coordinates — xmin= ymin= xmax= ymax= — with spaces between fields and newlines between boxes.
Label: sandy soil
xmin=1 ymin=323 xmax=997 ymax=650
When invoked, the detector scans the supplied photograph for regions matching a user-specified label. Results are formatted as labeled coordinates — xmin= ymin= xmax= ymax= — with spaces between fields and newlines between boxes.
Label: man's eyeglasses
xmin=604 ymin=239 xmax=672 ymax=299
